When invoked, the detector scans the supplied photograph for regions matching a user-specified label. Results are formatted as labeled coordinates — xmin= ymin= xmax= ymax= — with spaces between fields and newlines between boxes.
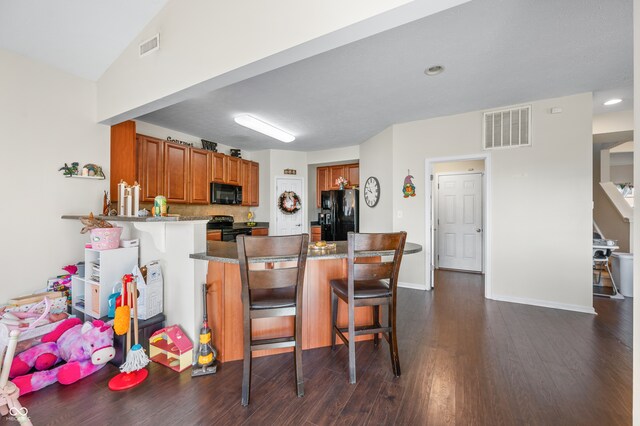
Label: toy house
xmin=149 ymin=325 xmax=193 ymax=372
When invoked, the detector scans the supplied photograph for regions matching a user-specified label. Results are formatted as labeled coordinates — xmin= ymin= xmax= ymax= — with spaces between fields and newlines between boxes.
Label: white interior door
xmin=437 ymin=173 xmax=483 ymax=271
xmin=275 ymin=177 xmax=304 ymax=236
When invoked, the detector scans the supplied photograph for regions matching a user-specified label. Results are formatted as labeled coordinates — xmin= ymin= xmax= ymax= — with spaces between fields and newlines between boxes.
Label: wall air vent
xmin=139 ymin=34 xmax=160 ymax=57
xmin=483 ymin=105 xmax=531 ymax=150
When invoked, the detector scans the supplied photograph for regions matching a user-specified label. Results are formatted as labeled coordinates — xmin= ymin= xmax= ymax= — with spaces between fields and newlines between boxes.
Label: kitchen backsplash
xmin=139 ymin=203 xmax=253 ymax=222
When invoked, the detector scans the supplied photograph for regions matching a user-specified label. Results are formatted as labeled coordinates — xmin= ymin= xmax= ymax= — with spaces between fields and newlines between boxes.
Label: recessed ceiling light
xmin=424 ymin=65 xmax=444 ymax=76
xmin=604 ymin=98 xmax=622 ymax=106
xmin=234 ymin=114 xmax=295 ymax=143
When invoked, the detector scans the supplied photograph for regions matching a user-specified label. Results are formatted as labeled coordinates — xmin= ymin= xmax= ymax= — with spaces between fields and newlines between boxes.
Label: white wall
xmin=0 ymin=49 xmax=110 ymax=302
xmin=307 ymin=145 xmax=359 ymax=165
xmin=632 ymin=1 xmax=639 ymax=423
xmin=97 ymin=0 xmax=467 ymax=122
xmin=359 ymin=126 xmax=394 ymax=233
xmin=135 ymin=120 xmax=239 ymax=157
xmin=593 ymin=110 xmax=634 ymax=134
xmin=388 ymin=93 xmax=593 ymax=311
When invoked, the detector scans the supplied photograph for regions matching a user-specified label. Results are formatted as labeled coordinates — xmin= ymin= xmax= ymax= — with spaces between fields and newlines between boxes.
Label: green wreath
xmin=278 ymin=191 xmax=302 ymax=214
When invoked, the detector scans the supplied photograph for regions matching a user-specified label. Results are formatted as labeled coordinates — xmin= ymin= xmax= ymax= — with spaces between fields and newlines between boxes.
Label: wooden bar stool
xmin=236 ymin=233 xmax=309 ymax=406
xmin=330 ymin=231 xmax=407 ymax=384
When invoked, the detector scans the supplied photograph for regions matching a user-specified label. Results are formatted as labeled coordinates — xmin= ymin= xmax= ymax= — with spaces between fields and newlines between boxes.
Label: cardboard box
xmin=133 ymin=262 xmax=163 ymax=320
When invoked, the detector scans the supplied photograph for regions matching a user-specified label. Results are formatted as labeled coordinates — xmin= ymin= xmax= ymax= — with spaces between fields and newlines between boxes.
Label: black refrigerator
xmin=320 ymin=189 xmax=359 ymax=241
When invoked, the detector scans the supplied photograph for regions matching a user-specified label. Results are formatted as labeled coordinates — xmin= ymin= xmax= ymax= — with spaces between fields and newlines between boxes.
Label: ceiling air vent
xmin=483 ymin=105 xmax=531 ymax=150
xmin=139 ymin=34 xmax=160 ymax=57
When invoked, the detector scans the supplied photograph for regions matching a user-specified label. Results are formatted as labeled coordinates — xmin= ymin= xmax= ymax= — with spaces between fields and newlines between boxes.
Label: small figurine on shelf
xmin=102 ymin=191 xmax=110 ymax=215
xmin=58 ymin=162 xmax=79 ymax=177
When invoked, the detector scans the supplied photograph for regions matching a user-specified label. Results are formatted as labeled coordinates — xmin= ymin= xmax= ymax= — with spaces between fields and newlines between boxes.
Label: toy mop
xmin=108 ymin=277 xmax=150 ymax=390
xmin=192 ymin=283 xmax=217 ymax=377
xmin=0 ymin=330 xmax=32 ymax=425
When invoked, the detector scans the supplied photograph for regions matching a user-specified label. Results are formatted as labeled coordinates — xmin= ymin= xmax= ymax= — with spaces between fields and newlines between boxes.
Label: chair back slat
xmin=237 ymin=233 xmax=309 ymax=296
xmin=243 ymin=237 xmax=305 ymax=258
xmin=354 ymin=233 xmax=405 ymax=252
xmin=248 ymin=268 xmax=300 ymax=290
xmin=346 ymin=232 xmax=407 ymax=300
xmin=353 ymin=262 xmax=394 ymax=281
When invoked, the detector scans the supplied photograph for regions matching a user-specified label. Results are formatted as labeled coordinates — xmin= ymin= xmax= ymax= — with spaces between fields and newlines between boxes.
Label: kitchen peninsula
xmin=190 ymin=240 xmax=422 ymax=362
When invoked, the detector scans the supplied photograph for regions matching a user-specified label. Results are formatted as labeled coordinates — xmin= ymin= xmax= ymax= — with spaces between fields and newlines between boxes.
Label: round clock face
xmin=364 ymin=176 xmax=380 ymax=207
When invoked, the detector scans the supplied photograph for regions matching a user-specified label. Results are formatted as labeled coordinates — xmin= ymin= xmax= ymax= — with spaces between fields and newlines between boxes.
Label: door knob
xmin=296 ymin=224 xmax=301 ymax=227
xmin=476 ymin=228 xmax=482 ymax=232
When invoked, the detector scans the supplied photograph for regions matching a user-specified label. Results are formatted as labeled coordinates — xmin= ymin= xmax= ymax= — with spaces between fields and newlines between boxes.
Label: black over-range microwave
xmin=210 ymin=183 xmax=243 ymax=205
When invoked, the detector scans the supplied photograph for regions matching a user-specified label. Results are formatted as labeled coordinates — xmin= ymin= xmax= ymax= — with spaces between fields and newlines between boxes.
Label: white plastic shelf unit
xmin=71 ymin=247 xmax=138 ymax=318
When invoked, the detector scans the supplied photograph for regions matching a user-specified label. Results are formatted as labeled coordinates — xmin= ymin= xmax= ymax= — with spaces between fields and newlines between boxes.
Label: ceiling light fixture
xmin=424 ymin=65 xmax=444 ymax=76
xmin=234 ymin=114 xmax=295 ymax=143
xmin=604 ymin=98 xmax=622 ymax=106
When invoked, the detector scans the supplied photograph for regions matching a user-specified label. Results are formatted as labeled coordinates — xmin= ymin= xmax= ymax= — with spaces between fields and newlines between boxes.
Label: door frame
xmin=434 ymin=171 xmax=484 ymax=271
xmin=274 ymin=175 xmax=306 ymax=235
xmin=424 ymin=153 xmax=492 ymax=299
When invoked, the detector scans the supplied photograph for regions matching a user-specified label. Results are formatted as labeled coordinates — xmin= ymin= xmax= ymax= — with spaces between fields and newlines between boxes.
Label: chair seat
xmin=330 ymin=278 xmax=391 ymax=300
xmin=250 ymin=287 xmax=296 ymax=310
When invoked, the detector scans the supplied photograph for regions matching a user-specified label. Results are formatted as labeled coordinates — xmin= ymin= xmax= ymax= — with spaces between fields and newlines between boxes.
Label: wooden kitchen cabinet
xmin=164 ymin=143 xmax=190 ymax=203
xmin=207 ymin=230 xmax=222 ymax=241
xmin=110 ymin=121 xmax=137 ymax=201
xmin=211 ymin=153 xmax=226 ymax=183
xmin=189 ymin=148 xmax=211 ymax=204
xmin=137 ymin=135 xmax=165 ymax=202
xmin=226 ymin=156 xmax=241 ymax=185
xmin=249 ymin=161 xmax=259 ymax=206
xmin=241 ymin=160 xmax=260 ymax=206
xmin=346 ymin=164 xmax=359 ymax=187
xmin=251 ymin=227 xmax=268 ymax=236
xmin=311 ymin=225 xmax=321 ymax=242
xmin=317 ymin=167 xmax=328 ymax=207
xmin=329 ymin=166 xmax=345 ymax=189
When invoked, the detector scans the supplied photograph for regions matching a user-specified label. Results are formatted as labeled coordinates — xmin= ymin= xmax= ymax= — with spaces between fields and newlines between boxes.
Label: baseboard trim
xmin=488 ymin=294 xmax=596 ymax=315
xmin=398 ymin=282 xmax=428 ymax=291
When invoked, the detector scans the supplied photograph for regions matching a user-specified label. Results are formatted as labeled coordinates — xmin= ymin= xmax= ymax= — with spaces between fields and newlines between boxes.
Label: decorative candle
xmin=132 ymin=182 xmax=140 ymax=216
xmin=125 ymin=188 xmax=132 ymax=216
xmin=118 ymin=181 xmax=127 ymax=216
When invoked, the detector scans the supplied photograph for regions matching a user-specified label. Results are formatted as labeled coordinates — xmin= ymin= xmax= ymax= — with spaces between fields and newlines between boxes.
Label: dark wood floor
xmin=20 ymin=271 xmax=632 ymax=425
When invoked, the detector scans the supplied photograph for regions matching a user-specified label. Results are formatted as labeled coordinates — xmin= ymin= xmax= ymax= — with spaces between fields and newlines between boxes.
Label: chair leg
xmin=348 ymin=300 xmax=356 ymax=384
xmin=605 ymin=262 xmax=620 ymax=295
xmin=373 ymin=305 xmax=380 ymax=348
xmin=294 ymin=311 xmax=304 ymax=397
xmin=389 ymin=300 xmax=400 ymax=377
xmin=331 ymin=290 xmax=338 ymax=351
xmin=241 ymin=321 xmax=252 ymax=406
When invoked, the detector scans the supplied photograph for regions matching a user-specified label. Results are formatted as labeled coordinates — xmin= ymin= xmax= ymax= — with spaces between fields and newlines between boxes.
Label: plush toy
xmin=9 ymin=318 xmax=115 ymax=395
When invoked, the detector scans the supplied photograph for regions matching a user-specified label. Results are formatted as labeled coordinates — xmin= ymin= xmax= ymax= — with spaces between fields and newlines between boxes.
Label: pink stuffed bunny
xmin=9 ymin=318 xmax=115 ymax=395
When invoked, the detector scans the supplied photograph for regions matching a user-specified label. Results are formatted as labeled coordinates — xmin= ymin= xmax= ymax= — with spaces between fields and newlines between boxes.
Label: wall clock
xmin=364 ymin=176 xmax=380 ymax=208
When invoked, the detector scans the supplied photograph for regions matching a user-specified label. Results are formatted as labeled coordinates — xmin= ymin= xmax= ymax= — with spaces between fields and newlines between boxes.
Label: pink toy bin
xmin=89 ymin=227 xmax=123 ymax=250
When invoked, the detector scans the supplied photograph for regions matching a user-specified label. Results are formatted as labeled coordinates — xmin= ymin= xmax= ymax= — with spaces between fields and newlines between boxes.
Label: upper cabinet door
xmin=211 ymin=153 xmax=226 ymax=183
xmin=240 ymin=159 xmax=251 ymax=206
xmin=317 ymin=167 xmax=328 ymax=207
xmin=226 ymin=156 xmax=241 ymax=185
xmin=137 ymin=135 xmax=165 ymax=202
xmin=189 ymin=148 xmax=211 ymax=204
xmin=329 ymin=166 xmax=345 ymax=190
xmin=249 ymin=161 xmax=259 ymax=206
xmin=164 ymin=143 xmax=190 ymax=203
xmin=347 ymin=164 xmax=359 ymax=187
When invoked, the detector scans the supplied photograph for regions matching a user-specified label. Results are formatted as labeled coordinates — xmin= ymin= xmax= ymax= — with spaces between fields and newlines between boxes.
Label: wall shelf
xmin=66 ymin=175 xmax=106 ymax=180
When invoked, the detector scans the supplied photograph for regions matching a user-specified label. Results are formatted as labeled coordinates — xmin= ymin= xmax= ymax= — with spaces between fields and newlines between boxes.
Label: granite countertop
xmin=232 ymin=222 xmax=269 ymax=229
xmin=62 ymin=214 xmax=213 ymax=222
xmin=190 ymin=240 xmax=422 ymax=264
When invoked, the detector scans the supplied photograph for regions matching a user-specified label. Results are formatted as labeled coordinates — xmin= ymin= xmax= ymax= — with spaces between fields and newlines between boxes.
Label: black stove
xmin=207 ymin=215 xmax=252 ymax=242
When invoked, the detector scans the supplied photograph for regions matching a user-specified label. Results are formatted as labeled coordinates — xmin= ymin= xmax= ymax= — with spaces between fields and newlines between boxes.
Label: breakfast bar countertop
xmin=190 ymin=240 xmax=422 ymax=264
xmin=62 ymin=214 xmax=213 ymax=222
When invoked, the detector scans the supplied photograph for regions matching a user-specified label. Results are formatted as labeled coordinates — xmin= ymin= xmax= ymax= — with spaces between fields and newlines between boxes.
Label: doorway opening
xmin=424 ymin=154 xmax=492 ymax=298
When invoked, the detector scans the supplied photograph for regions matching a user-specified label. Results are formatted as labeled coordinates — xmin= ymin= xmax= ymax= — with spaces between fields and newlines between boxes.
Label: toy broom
xmin=113 ymin=275 xmax=132 ymax=336
xmin=108 ymin=277 xmax=149 ymax=391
